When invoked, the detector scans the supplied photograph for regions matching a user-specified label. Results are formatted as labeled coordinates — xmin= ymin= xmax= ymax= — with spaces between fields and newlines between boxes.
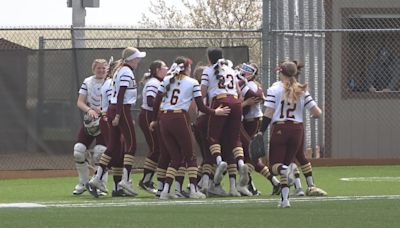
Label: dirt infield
xmin=1 ymin=159 xmax=399 ymax=180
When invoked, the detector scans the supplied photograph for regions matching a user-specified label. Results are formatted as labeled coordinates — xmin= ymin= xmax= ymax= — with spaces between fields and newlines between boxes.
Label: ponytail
xmin=164 ymin=56 xmax=192 ymax=97
xmin=281 ymin=60 xmax=307 ymax=103
xmin=140 ymin=60 xmax=164 ymax=85
xmin=214 ymin=58 xmax=228 ymax=81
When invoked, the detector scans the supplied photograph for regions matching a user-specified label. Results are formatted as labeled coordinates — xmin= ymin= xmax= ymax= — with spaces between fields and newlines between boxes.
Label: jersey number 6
xmin=170 ymin=89 xmax=180 ymax=105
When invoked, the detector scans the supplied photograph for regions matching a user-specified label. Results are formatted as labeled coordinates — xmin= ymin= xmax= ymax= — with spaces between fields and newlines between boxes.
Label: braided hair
xmin=164 ymin=56 xmax=192 ymax=97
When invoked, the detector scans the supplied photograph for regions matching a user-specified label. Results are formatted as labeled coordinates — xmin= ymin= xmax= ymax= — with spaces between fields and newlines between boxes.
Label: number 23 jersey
xmin=201 ymin=65 xmax=238 ymax=99
xmin=264 ymin=81 xmax=316 ymax=123
xmin=158 ymin=75 xmax=202 ymax=111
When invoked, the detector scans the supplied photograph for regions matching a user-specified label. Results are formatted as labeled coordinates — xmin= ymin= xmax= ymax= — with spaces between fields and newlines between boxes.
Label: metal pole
xmin=316 ymin=0 xmax=325 ymax=157
xmin=262 ymin=0 xmax=270 ymax=86
xmin=308 ymin=0 xmax=316 ymax=158
xmin=269 ymin=0 xmax=277 ymax=86
xmin=288 ymin=0 xmax=295 ymax=58
xmin=71 ymin=0 xmax=86 ymax=48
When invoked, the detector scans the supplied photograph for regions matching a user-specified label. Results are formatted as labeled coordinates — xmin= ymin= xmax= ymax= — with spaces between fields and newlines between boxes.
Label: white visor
xmin=126 ymin=51 xmax=146 ymax=61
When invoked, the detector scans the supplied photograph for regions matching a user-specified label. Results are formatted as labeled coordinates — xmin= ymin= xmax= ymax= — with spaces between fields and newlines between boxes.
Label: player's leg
xmin=158 ymin=114 xmax=181 ymax=199
xmin=73 ymin=125 xmax=94 ymax=195
xmin=179 ymin=113 xmax=205 ymax=199
xmin=155 ymin=128 xmax=170 ymax=198
xmin=117 ymin=105 xmax=138 ymax=196
xmin=138 ymin=109 xmax=158 ymax=193
xmin=175 ymin=165 xmax=188 ymax=198
xmin=295 ymin=138 xmax=327 ymax=196
xmin=225 ymin=100 xmax=249 ymax=190
xmin=270 ymin=124 xmax=291 ymax=208
xmin=207 ymin=99 xmax=228 ymax=175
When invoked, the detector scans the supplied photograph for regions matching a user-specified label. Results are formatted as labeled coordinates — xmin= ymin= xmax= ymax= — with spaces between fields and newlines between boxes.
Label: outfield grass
xmin=1 ymin=166 xmax=400 ymax=228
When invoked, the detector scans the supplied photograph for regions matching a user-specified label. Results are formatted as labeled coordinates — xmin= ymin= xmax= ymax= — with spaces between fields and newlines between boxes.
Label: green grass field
xmin=1 ymin=165 xmax=400 ymax=228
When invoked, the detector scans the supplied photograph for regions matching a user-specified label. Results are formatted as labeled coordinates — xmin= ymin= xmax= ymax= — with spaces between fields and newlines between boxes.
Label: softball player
xmin=259 ymin=60 xmax=322 ymax=208
xmin=237 ymin=63 xmax=281 ymax=197
xmin=150 ymin=56 xmax=230 ymax=199
xmin=73 ymin=59 xmax=108 ymax=195
xmin=138 ymin=60 xmax=169 ymax=194
xmin=89 ymin=47 xmax=145 ymax=196
xmin=200 ymin=48 xmax=249 ymax=193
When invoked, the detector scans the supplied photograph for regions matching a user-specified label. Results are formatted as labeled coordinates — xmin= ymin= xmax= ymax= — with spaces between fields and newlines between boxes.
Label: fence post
xmin=262 ymin=0 xmax=270 ymax=86
xmin=71 ymin=27 xmax=83 ymax=120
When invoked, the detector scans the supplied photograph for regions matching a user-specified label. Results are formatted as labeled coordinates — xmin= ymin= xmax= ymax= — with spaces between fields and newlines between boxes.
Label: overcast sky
xmin=0 ymin=0 xmax=184 ymax=27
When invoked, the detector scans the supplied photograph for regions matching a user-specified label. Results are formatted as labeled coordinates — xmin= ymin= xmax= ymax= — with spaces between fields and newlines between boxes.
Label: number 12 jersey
xmin=264 ymin=81 xmax=317 ymax=123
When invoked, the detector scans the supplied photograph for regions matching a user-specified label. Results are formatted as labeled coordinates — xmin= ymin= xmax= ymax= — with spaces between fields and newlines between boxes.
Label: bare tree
xmin=139 ymin=0 xmax=262 ymax=63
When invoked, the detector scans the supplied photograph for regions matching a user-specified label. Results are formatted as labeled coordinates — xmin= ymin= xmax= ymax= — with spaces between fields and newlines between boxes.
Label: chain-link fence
xmin=266 ymin=0 xmax=400 ymax=159
xmin=0 ymin=27 xmax=257 ymax=170
xmin=1 ymin=0 xmax=400 ymax=171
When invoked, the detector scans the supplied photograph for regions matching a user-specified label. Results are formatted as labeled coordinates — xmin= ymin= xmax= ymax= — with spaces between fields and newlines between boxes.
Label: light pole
xmin=67 ymin=0 xmax=100 ymax=48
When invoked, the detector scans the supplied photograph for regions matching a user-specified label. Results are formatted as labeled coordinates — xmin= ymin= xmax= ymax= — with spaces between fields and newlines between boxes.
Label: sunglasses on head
xmin=240 ymin=64 xmax=256 ymax=75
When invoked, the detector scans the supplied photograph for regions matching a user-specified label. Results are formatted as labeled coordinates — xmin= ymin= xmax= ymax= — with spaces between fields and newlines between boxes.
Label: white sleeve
xmin=193 ymin=81 xmax=202 ymax=97
xmin=78 ymin=78 xmax=88 ymax=96
xmin=119 ymin=68 xmax=133 ymax=87
xmin=158 ymin=78 xmax=167 ymax=93
xmin=264 ymin=87 xmax=277 ymax=108
xmin=304 ymin=91 xmax=317 ymax=110
xmin=145 ymin=80 xmax=159 ymax=98
xmin=200 ymin=68 xmax=209 ymax=86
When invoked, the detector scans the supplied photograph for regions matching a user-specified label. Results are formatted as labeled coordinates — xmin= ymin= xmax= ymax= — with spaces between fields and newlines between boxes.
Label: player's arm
xmin=258 ymin=87 xmax=276 ymax=134
xmin=77 ymin=94 xmax=98 ymax=119
xmin=304 ymin=91 xmax=321 ymax=118
xmin=149 ymin=91 xmax=163 ymax=132
xmin=200 ymin=70 xmax=209 ymax=97
xmin=259 ymin=107 xmax=274 ymax=134
xmin=310 ymin=105 xmax=322 ymax=119
xmin=194 ymin=96 xmax=230 ymax=116
xmin=112 ymin=86 xmax=127 ymax=126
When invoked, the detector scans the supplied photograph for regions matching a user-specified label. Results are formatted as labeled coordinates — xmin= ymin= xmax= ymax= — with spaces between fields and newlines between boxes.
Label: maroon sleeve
xmin=244 ymin=87 xmax=263 ymax=100
xmin=238 ymin=79 xmax=246 ymax=88
xmin=147 ymin=96 xmax=154 ymax=108
xmin=152 ymin=92 xmax=163 ymax=121
xmin=194 ymin=96 xmax=215 ymax=115
xmin=116 ymin=86 xmax=127 ymax=115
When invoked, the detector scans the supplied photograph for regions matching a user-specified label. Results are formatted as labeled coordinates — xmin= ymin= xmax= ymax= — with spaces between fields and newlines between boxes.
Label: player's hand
xmin=243 ymin=97 xmax=262 ymax=107
xmin=112 ymin=114 xmax=120 ymax=126
xmin=87 ymin=109 xmax=99 ymax=119
xmin=149 ymin=121 xmax=158 ymax=132
xmin=215 ymin=106 xmax=231 ymax=116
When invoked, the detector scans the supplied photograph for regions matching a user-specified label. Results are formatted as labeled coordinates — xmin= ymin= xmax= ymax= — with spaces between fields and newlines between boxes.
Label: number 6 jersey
xmin=264 ymin=81 xmax=317 ymax=123
xmin=158 ymin=75 xmax=202 ymax=111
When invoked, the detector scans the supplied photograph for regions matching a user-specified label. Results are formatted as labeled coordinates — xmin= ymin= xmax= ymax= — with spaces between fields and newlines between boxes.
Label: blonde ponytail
xmin=283 ymin=77 xmax=307 ymax=104
xmin=281 ymin=61 xmax=307 ymax=103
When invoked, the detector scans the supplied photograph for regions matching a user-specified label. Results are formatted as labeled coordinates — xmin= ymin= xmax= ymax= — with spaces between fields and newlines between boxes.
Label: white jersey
xmin=159 ymin=75 xmax=202 ymax=111
xmin=100 ymin=78 xmax=112 ymax=113
xmin=110 ymin=66 xmax=138 ymax=105
xmin=78 ymin=75 xmax=105 ymax=109
xmin=264 ymin=81 xmax=317 ymax=123
xmin=241 ymin=81 xmax=263 ymax=120
xmin=141 ymin=77 xmax=162 ymax=111
xmin=201 ymin=65 xmax=238 ymax=99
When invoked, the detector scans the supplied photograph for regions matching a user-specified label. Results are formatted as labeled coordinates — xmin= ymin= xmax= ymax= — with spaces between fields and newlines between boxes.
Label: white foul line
xmin=1 ymin=195 xmax=400 ymax=208
xmin=340 ymin=177 xmax=400 ymax=182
